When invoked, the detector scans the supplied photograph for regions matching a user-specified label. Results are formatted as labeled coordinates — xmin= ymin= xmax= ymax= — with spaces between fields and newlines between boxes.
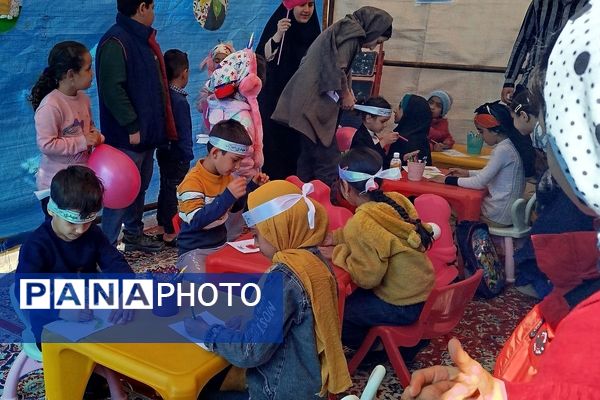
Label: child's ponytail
xmin=28 ymin=41 xmax=88 ymax=111
xmin=368 ymin=190 xmax=434 ymax=250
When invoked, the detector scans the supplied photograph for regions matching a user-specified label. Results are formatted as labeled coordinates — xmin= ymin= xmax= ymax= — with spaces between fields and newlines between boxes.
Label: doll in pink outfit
xmin=205 ymin=48 xmax=264 ymax=179
xmin=28 ymin=41 xmax=104 ymax=216
xmin=427 ymin=90 xmax=455 ymax=151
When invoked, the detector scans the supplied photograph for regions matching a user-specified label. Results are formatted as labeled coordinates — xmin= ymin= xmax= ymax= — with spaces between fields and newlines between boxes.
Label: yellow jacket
xmin=332 ymin=192 xmax=434 ymax=306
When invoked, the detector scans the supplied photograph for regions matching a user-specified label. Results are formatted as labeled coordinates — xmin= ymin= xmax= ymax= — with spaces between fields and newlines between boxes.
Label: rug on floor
xmin=0 ymin=246 xmax=537 ymax=399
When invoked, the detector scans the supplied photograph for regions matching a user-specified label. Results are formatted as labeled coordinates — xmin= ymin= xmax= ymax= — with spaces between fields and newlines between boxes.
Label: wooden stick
xmin=277 ymin=9 xmax=290 ymax=65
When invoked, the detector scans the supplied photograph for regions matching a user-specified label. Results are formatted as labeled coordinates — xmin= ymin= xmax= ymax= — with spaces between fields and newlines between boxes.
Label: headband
xmin=242 ymin=183 xmax=316 ymax=229
xmin=474 ymin=113 xmax=500 ymax=129
xmin=353 ymin=105 xmax=392 ymax=117
xmin=47 ymin=198 xmax=98 ymax=224
xmin=208 ymin=136 xmax=249 ymax=155
xmin=338 ymin=166 xmax=400 ymax=193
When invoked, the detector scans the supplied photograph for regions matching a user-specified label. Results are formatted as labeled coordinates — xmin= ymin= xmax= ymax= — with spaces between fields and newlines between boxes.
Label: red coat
xmin=428 ymin=118 xmax=455 ymax=150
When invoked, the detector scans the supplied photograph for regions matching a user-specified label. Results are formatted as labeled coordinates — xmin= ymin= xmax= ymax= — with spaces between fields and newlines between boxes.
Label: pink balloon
xmin=282 ymin=0 xmax=307 ymax=10
xmin=88 ymin=144 xmax=141 ymax=209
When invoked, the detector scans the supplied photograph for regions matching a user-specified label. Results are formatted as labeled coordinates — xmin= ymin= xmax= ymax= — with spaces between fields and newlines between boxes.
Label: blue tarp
xmin=0 ymin=1 xmax=322 ymax=240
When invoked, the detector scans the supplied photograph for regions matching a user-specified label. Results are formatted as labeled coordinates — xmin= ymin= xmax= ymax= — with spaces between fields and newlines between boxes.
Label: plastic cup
xmin=466 ymin=132 xmax=484 ymax=155
xmin=407 ymin=161 xmax=426 ymax=181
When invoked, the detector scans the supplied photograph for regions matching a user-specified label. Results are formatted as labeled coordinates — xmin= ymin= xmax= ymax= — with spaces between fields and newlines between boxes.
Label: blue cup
xmin=466 ymin=132 xmax=484 ymax=155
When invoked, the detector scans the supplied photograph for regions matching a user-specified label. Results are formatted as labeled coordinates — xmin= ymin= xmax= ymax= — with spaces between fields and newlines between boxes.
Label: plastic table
xmin=432 ymin=144 xmax=492 ymax=170
xmin=42 ymin=307 xmax=229 ymax=400
xmin=381 ymin=171 xmax=486 ymax=221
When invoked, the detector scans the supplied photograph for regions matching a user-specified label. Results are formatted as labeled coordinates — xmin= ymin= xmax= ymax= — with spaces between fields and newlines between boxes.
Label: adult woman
xmin=257 ymin=1 xmax=320 ymax=180
xmin=272 ymin=7 xmax=393 ymax=186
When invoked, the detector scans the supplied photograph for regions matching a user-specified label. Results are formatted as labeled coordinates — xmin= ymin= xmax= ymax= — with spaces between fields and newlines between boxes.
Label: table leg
xmin=42 ymin=344 xmax=95 ymax=400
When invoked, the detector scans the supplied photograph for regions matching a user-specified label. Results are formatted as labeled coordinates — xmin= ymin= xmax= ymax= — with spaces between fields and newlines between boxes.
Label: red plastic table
xmin=381 ymin=171 xmax=486 ymax=221
xmin=205 ymin=235 xmax=354 ymax=323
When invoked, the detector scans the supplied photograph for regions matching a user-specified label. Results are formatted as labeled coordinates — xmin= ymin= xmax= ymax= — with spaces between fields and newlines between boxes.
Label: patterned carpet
xmin=0 ymin=244 xmax=537 ymax=399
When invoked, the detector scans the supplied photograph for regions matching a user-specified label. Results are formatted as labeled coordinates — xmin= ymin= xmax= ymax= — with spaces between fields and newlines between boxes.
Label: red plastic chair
xmin=336 ymin=126 xmax=357 ymax=152
xmin=414 ymin=194 xmax=459 ymax=287
xmin=347 ymin=270 xmax=483 ymax=388
xmin=286 ymin=176 xmax=353 ymax=231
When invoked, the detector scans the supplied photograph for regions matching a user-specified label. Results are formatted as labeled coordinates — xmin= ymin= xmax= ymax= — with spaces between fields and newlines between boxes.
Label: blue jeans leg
xmin=341 ymin=288 xmax=424 ymax=348
xmin=101 ymin=148 xmax=155 ymax=245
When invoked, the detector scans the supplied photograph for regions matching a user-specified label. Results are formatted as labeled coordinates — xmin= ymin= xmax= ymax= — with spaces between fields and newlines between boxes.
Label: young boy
xmin=176 ymin=119 xmax=269 ymax=276
xmin=15 ymin=165 xmax=133 ymax=399
xmin=156 ymin=49 xmax=194 ymax=246
xmin=427 ymin=90 xmax=455 ymax=151
xmin=351 ymin=96 xmax=399 ymax=160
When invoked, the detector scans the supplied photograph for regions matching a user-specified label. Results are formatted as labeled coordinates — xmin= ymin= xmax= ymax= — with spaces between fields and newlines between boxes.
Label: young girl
xmin=430 ymin=101 xmax=535 ymax=227
xmin=388 ymin=94 xmax=433 ymax=167
xmin=327 ymin=148 xmax=435 ymax=348
xmin=350 ymin=96 xmax=400 ymax=160
xmin=29 ymin=41 xmax=103 ymax=215
xmin=272 ymin=6 xmax=393 ymax=186
xmin=427 ymin=90 xmax=455 ymax=151
xmin=184 ymin=180 xmax=351 ymax=399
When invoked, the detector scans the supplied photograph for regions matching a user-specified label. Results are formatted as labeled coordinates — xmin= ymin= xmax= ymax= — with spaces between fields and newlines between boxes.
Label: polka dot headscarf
xmin=544 ymin=0 xmax=600 ymax=216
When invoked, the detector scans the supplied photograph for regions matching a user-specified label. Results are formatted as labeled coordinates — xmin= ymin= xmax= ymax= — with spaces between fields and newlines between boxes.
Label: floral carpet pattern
xmin=0 ymin=245 xmax=537 ymax=399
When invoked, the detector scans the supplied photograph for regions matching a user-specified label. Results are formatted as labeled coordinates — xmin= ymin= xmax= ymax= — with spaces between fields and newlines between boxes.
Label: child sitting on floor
xmin=185 ymin=180 xmax=351 ymax=399
xmin=325 ymin=147 xmax=435 ymax=348
xmin=388 ymin=94 xmax=433 ymax=167
xmin=430 ymin=101 xmax=535 ymax=227
xmin=427 ymin=90 xmax=455 ymax=151
xmin=15 ymin=165 xmax=133 ymax=399
xmin=350 ymin=96 xmax=400 ymax=160
xmin=176 ymin=119 xmax=269 ymax=277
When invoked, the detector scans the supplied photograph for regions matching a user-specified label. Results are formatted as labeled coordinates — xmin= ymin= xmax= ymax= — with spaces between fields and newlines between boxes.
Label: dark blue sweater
xmin=15 ymin=220 xmax=133 ymax=342
xmin=160 ymin=88 xmax=194 ymax=162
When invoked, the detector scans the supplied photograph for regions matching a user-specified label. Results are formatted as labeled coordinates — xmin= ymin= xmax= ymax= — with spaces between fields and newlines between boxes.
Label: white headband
xmin=338 ymin=166 xmax=400 ymax=193
xmin=242 ymin=183 xmax=316 ymax=229
xmin=208 ymin=136 xmax=249 ymax=155
xmin=353 ymin=105 xmax=392 ymax=117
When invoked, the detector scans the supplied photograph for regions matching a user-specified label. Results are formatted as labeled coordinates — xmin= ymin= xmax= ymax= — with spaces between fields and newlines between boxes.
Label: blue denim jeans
xmin=342 ymin=288 xmax=425 ymax=348
xmin=101 ymin=148 xmax=155 ymax=245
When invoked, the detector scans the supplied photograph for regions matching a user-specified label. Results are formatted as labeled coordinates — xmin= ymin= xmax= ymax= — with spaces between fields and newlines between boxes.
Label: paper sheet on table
xmin=226 ymin=238 xmax=260 ymax=253
xmin=44 ymin=309 xmax=114 ymax=342
xmin=441 ymin=149 xmax=468 ymax=157
xmin=479 ymin=155 xmax=491 ymax=159
xmin=402 ymin=166 xmax=445 ymax=179
xmin=169 ymin=312 xmax=225 ymax=351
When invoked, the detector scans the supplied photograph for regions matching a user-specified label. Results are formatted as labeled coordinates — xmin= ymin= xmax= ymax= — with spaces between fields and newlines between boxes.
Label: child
xmin=351 ymin=96 xmax=400 ymax=160
xmin=184 ymin=180 xmax=351 ymax=398
xmin=176 ymin=119 xmax=269 ymax=276
xmin=28 ymin=41 xmax=103 ymax=216
xmin=272 ymin=6 xmax=393 ymax=186
xmin=327 ymin=148 xmax=435 ymax=348
xmin=427 ymin=90 xmax=455 ymax=151
xmin=15 ymin=165 xmax=133 ymax=399
xmin=388 ymin=94 xmax=433 ymax=167
xmin=155 ymin=49 xmax=194 ymax=246
xmin=430 ymin=101 xmax=535 ymax=227
xmin=205 ymin=48 xmax=264 ymax=179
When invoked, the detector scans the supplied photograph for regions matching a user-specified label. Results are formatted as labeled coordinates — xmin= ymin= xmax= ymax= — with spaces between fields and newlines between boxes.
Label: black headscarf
xmin=475 ymin=101 xmax=536 ymax=178
xmin=389 ymin=94 xmax=433 ymax=166
xmin=257 ymin=3 xmax=321 ymax=99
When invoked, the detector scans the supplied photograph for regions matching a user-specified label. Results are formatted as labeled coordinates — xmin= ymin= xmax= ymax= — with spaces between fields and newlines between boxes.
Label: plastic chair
xmin=488 ymin=194 xmax=536 ymax=283
xmin=340 ymin=365 xmax=386 ymax=400
xmin=2 ymin=283 xmax=43 ymax=400
xmin=172 ymin=213 xmax=183 ymax=234
xmin=347 ymin=270 xmax=483 ymax=388
xmin=414 ymin=194 xmax=459 ymax=287
xmin=336 ymin=126 xmax=357 ymax=152
xmin=286 ymin=176 xmax=353 ymax=231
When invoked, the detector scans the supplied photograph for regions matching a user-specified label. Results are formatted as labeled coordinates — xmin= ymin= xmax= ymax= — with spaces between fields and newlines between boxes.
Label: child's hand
xmin=59 ymin=309 xmax=94 ymax=322
xmin=433 ymin=143 xmax=448 ymax=152
xmin=184 ymin=316 xmax=211 ymax=340
xmin=84 ymin=127 xmax=103 ymax=147
xmin=428 ymin=175 xmax=446 ymax=184
xmin=227 ymin=177 xmax=248 ymax=199
xmin=318 ymin=246 xmax=334 ymax=260
xmin=321 ymin=231 xmax=334 ymax=246
xmin=109 ymin=308 xmax=135 ymax=325
xmin=403 ymin=150 xmax=420 ymax=162
xmin=129 ymin=131 xmax=141 ymax=145
xmin=379 ymin=131 xmax=399 ymax=146
xmin=252 ymin=172 xmax=270 ymax=186
xmin=341 ymin=91 xmax=356 ymax=110
xmin=273 ymin=18 xmax=291 ymax=42
xmin=447 ymin=168 xmax=469 ymax=177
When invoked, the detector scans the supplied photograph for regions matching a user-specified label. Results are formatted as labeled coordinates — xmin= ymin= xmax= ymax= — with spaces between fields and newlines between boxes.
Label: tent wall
xmin=334 ymin=0 xmax=530 ymax=141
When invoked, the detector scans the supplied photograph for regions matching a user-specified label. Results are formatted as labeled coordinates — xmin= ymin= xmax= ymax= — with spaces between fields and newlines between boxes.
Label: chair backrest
xmin=285 ymin=175 xmax=304 ymax=189
xmin=418 ymin=270 xmax=482 ymax=339
xmin=336 ymin=126 xmax=357 ymax=152
xmin=414 ymin=194 xmax=454 ymax=250
xmin=510 ymin=193 xmax=537 ymax=231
